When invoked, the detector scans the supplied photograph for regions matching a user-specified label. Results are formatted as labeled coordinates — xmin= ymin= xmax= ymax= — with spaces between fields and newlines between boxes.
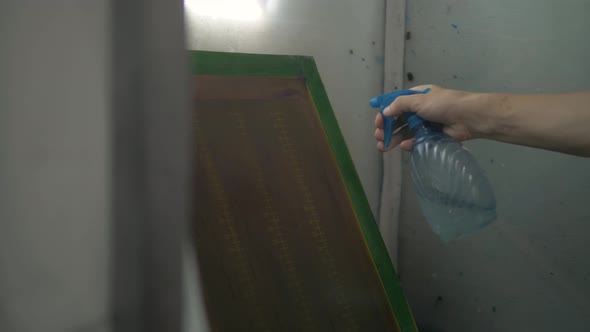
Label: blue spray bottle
xmin=370 ymin=89 xmax=497 ymax=241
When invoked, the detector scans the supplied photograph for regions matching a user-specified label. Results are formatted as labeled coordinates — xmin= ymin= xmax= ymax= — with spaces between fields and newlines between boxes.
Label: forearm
xmin=471 ymin=91 xmax=590 ymax=157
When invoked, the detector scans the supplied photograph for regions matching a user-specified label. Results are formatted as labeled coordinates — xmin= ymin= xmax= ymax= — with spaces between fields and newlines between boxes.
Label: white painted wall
xmin=185 ymin=0 xmax=386 ymax=218
xmin=399 ymin=1 xmax=590 ymax=331
xmin=1 ymin=2 xmax=207 ymax=332
xmin=0 ymin=2 xmax=111 ymax=331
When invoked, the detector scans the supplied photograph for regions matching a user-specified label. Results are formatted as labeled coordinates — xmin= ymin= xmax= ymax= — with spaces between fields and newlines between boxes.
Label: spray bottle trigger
xmin=369 ymin=88 xmax=431 ymax=148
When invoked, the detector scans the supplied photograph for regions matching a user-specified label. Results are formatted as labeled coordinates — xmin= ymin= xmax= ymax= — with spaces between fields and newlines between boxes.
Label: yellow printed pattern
xmin=270 ymin=109 xmax=360 ymax=331
xmin=231 ymin=111 xmax=317 ymax=331
xmin=195 ymin=114 xmax=270 ymax=332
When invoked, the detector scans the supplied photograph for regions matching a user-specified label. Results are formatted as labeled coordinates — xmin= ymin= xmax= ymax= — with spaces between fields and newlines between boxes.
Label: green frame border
xmin=190 ymin=50 xmax=418 ymax=332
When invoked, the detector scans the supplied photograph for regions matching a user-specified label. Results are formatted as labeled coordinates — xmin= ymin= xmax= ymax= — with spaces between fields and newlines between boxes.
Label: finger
xmin=376 ymin=127 xmax=413 ymax=152
xmin=410 ymin=84 xmax=435 ymax=91
xmin=376 ymin=141 xmax=396 ymax=152
xmin=383 ymin=94 xmax=417 ymax=117
xmin=376 ymin=124 xmax=412 ymax=142
xmin=389 ymin=132 xmax=407 ymax=148
xmin=374 ymin=128 xmax=384 ymax=141
xmin=400 ymin=139 xmax=415 ymax=151
xmin=390 ymin=124 xmax=414 ymax=146
xmin=375 ymin=113 xmax=384 ymax=129
xmin=383 ymin=84 xmax=437 ymax=117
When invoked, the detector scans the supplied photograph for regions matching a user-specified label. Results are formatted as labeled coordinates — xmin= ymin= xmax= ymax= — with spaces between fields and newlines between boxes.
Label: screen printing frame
xmin=190 ymin=50 xmax=417 ymax=332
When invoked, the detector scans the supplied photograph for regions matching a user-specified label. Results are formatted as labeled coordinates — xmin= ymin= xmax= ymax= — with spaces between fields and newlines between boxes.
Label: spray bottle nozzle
xmin=369 ymin=88 xmax=431 ymax=148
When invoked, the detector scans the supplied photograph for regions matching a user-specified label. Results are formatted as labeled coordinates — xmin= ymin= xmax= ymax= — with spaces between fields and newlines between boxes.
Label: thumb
xmin=383 ymin=84 xmax=433 ymax=117
xmin=383 ymin=94 xmax=420 ymax=118
xmin=410 ymin=84 xmax=435 ymax=91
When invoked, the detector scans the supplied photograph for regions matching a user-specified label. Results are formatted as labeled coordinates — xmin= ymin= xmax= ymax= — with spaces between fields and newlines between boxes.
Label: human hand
xmin=374 ymin=85 xmax=486 ymax=152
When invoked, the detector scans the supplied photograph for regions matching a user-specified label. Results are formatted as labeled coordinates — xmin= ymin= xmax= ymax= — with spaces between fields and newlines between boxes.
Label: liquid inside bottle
xmin=410 ymin=125 xmax=497 ymax=241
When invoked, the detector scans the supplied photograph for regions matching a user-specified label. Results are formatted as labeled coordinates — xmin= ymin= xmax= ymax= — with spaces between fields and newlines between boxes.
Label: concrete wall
xmin=185 ymin=0 xmax=386 ymax=217
xmin=399 ymin=1 xmax=590 ymax=331
xmin=0 ymin=2 xmax=111 ymax=331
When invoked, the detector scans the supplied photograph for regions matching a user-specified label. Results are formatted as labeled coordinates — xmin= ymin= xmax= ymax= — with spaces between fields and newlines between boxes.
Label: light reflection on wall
xmin=184 ymin=0 xmax=264 ymax=21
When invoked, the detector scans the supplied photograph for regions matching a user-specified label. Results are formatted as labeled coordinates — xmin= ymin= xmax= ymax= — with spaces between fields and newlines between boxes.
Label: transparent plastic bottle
xmin=371 ymin=89 xmax=497 ymax=241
